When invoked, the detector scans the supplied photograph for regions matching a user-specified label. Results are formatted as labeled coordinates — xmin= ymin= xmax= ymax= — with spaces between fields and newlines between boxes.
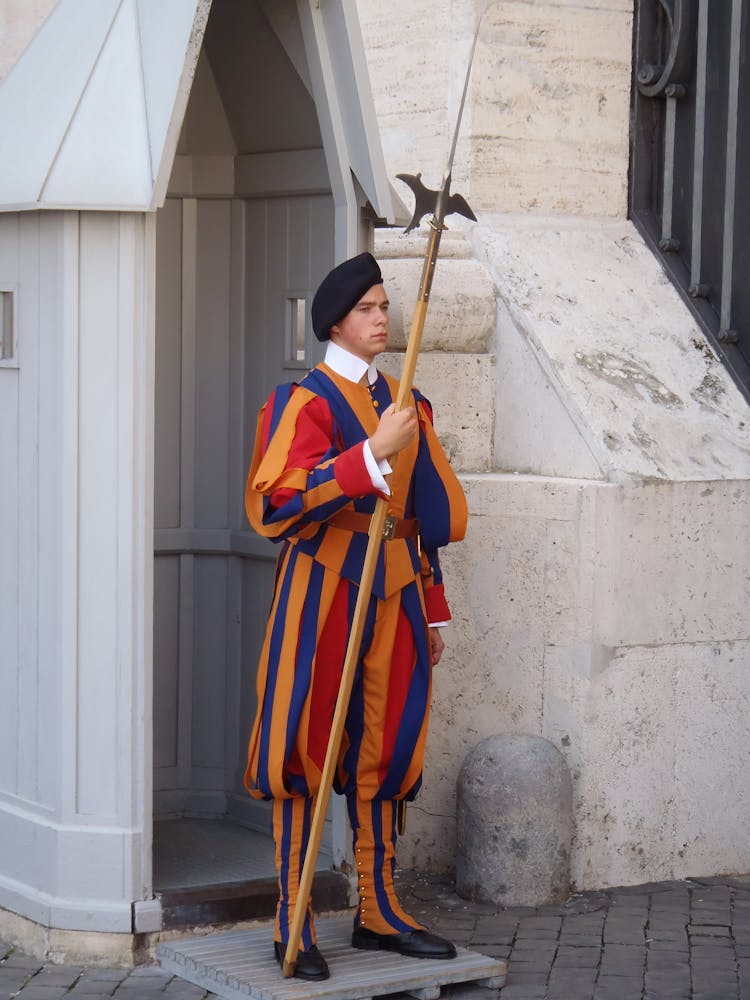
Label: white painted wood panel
xmin=226 ymin=556 xmax=278 ymax=815
xmin=76 ymin=214 xmax=121 ymax=819
xmin=194 ymin=199 xmax=231 ymax=529
xmin=0 ymin=364 xmax=19 ymax=797
xmin=154 ymin=555 xmax=180 ymax=772
xmin=176 ymin=551 xmax=195 ymax=800
xmin=192 ymin=555 xmax=228 ymax=771
xmin=36 ymin=212 xmax=65 ymax=812
xmin=0 ymin=208 xmax=155 ymax=928
xmin=0 ymin=212 xmax=65 ymax=814
xmin=235 ymin=150 xmax=330 ymax=198
xmin=0 ymin=213 xmax=20 ymax=800
xmin=16 ymin=213 xmax=41 ymax=804
xmin=59 ymin=211 xmax=81 ymax=830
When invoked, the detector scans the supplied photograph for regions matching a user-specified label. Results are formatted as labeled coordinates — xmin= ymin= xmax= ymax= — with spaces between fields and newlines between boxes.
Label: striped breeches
xmin=245 ymin=545 xmax=433 ymax=803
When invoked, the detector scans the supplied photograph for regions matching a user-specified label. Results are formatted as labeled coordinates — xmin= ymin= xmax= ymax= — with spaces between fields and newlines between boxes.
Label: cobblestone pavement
xmin=2 ymin=872 xmax=749 ymax=1000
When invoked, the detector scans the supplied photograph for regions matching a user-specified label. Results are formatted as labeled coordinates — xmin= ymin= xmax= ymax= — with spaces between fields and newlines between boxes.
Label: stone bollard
xmin=456 ymin=734 xmax=573 ymax=907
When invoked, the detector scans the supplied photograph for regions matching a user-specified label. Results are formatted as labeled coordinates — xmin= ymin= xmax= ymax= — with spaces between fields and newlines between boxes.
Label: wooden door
xmin=153 ymin=193 xmax=332 ymax=839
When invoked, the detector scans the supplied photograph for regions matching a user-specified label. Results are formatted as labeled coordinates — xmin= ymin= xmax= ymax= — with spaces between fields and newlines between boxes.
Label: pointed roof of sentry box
xmin=0 ymin=0 xmax=407 ymax=223
xmin=0 ymin=0 xmax=210 ymax=212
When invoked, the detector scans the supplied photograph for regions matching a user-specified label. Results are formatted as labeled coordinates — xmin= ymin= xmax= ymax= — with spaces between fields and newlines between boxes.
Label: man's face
xmin=329 ymin=284 xmax=389 ymax=364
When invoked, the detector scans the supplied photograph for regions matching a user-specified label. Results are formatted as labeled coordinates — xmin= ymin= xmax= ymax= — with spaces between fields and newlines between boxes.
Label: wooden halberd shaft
xmin=282 ymin=223 xmax=444 ymax=977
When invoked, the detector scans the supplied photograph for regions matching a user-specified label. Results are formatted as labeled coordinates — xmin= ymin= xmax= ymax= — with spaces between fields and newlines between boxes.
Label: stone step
xmin=158 ymin=871 xmax=350 ymax=931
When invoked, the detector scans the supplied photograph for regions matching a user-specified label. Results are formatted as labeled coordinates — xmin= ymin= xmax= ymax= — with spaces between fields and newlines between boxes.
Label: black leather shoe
xmin=351 ymin=925 xmax=457 ymax=960
xmin=274 ymin=941 xmax=330 ymax=980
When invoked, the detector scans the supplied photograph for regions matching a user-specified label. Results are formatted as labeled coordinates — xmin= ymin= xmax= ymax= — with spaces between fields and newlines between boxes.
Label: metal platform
xmin=157 ymin=915 xmax=506 ymax=1000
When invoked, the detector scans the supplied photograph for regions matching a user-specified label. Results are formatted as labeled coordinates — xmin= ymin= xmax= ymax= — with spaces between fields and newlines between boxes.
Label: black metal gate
xmin=630 ymin=0 xmax=750 ymax=400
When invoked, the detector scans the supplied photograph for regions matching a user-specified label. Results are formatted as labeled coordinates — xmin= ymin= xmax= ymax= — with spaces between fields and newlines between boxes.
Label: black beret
xmin=311 ymin=252 xmax=383 ymax=342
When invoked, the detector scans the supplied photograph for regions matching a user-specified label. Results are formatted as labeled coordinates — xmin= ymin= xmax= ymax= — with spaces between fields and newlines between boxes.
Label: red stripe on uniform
xmin=306 ymin=578 xmax=349 ymax=771
xmin=378 ymin=605 xmax=416 ymax=786
xmin=333 ymin=441 xmax=374 ymax=497
xmin=424 ymin=583 xmax=450 ymax=624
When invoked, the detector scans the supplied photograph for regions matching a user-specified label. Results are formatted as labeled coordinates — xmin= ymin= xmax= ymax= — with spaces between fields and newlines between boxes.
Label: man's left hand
xmin=429 ymin=627 xmax=445 ymax=666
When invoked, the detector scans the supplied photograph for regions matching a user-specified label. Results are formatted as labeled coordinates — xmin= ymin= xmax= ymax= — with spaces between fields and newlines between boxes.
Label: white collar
xmin=324 ymin=340 xmax=378 ymax=385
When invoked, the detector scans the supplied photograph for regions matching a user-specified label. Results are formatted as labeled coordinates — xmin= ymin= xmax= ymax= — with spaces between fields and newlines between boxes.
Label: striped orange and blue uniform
xmin=244 ymin=362 xmax=467 ymax=941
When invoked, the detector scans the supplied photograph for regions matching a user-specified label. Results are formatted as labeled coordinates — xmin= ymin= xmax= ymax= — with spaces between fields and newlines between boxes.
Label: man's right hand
xmin=369 ymin=403 xmax=418 ymax=461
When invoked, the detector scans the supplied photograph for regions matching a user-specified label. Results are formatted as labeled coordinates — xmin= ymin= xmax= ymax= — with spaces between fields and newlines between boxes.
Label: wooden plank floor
xmin=157 ymin=915 xmax=506 ymax=1000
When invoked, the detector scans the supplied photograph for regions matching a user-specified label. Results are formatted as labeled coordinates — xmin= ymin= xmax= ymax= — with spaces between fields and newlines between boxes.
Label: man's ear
xmin=329 ymin=324 xmax=340 ymax=339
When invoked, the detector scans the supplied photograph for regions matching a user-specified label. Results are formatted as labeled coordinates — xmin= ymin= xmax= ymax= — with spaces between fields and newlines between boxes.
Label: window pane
xmin=287 ymin=297 xmax=307 ymax=364
xmin=0 ymin=291 xmax=14 ymax=363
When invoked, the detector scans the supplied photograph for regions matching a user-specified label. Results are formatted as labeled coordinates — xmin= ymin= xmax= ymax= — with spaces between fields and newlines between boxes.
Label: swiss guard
xmin=244 ymin=252 xmax=468 ymax=981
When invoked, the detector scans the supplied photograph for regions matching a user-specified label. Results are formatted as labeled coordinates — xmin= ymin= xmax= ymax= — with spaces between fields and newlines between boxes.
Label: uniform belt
xmin=329 ymin=510 xmax=420 ymax=541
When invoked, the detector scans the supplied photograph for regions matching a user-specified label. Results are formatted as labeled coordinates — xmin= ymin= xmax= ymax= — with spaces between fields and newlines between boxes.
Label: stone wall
xmin=362 ymin=0 xmax=750 ymax=891
xmin=376 ymin=220 xmax=750 ymax=891
xmin=406 ymin=474 xmax=750 ymax=888
xmin=357 ymin=0 xmax=633 ymax=217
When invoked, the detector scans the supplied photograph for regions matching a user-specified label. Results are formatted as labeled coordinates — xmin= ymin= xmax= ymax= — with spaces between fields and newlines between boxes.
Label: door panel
xmin=194 ymin=199 xmax=231 ymax=529
xmin=153 ymin=193 xmax=334 ymax=838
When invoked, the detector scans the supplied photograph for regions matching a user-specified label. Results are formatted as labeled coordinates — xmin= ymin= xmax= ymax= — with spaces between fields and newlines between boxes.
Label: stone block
xmin=469 ymin=4 xmax=632 ymax=217
xmin=590 ymin=481 xmax=750 ymax=646
xmin=374 ymin=228 xmax=473 ymax=261
xmin=473 ymin=217 xmax=750 ymax=483
xmin=546 ymin=637 xmax=750 ymax=889
xmin=456 ymin=734 xmax=573 ymax=907
xmin=358 ymin=0 xmax=633 ymax=217
xmin=379 ymin=257 xmax=496 ymax=354
xmin=378 ymin=352 xmax=495 ymax=472
xmin=493 ymin=298 xmax=604 ymax=479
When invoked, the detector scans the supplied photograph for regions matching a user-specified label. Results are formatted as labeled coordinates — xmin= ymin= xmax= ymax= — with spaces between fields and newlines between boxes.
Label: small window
xmin=285 ymin=296 xmax=308 ymax=369
xmin=0 ymin=288 xmax=16 ymax=367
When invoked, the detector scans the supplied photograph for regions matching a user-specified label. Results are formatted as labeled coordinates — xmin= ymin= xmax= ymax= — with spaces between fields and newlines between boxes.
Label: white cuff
xmin=363 ymin=440 xmax=392 ymax=495
xmin=428 ymin=620 xmax=449 ymax=628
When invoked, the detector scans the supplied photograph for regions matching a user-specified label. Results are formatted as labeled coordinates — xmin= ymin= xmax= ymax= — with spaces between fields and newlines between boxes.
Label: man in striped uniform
xmin=245 ymin=253 xmax=468 ymax=980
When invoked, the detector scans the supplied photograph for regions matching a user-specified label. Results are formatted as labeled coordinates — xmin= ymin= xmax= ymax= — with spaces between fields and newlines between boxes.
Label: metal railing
xmin=630 ymin=0 xmax=750 ymax=401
